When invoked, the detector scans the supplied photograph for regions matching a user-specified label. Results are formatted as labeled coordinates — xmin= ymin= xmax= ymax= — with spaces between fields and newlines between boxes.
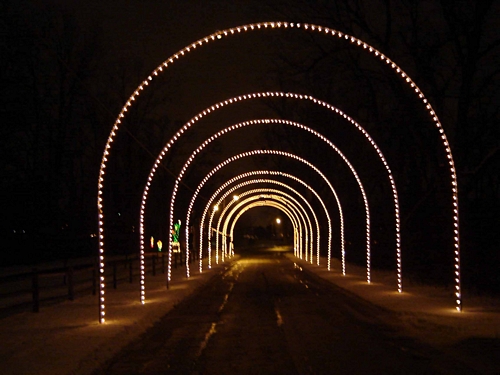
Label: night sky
xmin=1 ymin=1 xmax=499 ymax=293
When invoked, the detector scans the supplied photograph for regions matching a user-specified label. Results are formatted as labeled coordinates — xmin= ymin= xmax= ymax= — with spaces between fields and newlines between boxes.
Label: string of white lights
xmin=199 ymin=172 xmax=329 ymax=273
xmin=168 ymin=118 xmax=355 ymax=279
xmin=140 ymin=95 xmax=400 ymax=303
xmin=222 ymin=194 xmax=304 ymax=259
xmin=182 ymin=149 xmax=342 ymax=286
xmin=142 ymin=99 xmax=402 ymax=304
xmin=217 ymin=190 xmax=312 ymax=262
xmin=208 ymin=180 xmax=319 ymax=265
xmin=228 ymin=200 xmax=300 ymax=256
xmin=216 ymin=193 xmax=307 ymax=262
xmin=100 ymin=22 xmax=460 ymax=322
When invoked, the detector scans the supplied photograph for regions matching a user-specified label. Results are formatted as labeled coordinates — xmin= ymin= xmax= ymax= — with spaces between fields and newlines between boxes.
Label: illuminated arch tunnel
xmin=199 ymin=171 xmax=333 ymax=273
xmin=208 ymin=178 xmax=321 ymax=266
xmin=97 ymin=22 xmax=462 ymax=323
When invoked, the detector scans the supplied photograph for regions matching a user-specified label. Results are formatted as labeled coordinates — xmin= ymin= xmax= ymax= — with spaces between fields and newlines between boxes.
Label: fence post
xmin=67 ymin=267 xmax=74 ymax=301
xmin=113 ymin=262 xmax=117 ymax=289
xmin=161 ymin=252 xmax=165 ymax=274
xmin=32 ymin=268 xmax=39 ymax=313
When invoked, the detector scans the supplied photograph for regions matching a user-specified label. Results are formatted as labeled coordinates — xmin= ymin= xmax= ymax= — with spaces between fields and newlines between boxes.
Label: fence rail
xmin=0 ymin=250 xmax=198 ymax=317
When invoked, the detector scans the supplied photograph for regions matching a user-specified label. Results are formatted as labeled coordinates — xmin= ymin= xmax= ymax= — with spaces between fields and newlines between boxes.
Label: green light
xmin=172 ymin=220 xmax=181 ymax=243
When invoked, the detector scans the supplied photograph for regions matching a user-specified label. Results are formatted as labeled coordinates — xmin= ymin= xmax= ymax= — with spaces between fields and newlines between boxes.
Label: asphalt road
xmin=93 ymin=250 xmax=479 ymax=374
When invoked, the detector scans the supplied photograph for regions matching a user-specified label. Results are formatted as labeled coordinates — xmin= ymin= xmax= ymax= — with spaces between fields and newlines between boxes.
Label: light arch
xmin=216 ymin=189 xmax=314 ymax=262
xmin=199 ymin=171 xmax=331 ymax=273
xmin=98 ymin=22 xmax=461 ymax=322
xmin=231 ymin=200 xmax=301 ymax=257
xmin=223 ymin=196 xmax=304 ymax=258
xmin=163 ymin=118 xmax=367 ymax=279
xmin=181 ymin=149 xmax=343 ymax=284
xmin=220 ymin=192 xmax=308 ymax=260
xmin=137 ymin=94 xmax=403 ymax=305
xmin=213 ymin=187 xmax=313 ymax=263
xmin=229 ymin=201 xmax=298 ymax=257
xmin=207 ymin=179 xmax=320 ymax=267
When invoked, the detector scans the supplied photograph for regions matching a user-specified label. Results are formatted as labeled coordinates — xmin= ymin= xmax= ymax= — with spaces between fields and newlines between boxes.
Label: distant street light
xmin=276 ymin=218 xmax=281 ymax=224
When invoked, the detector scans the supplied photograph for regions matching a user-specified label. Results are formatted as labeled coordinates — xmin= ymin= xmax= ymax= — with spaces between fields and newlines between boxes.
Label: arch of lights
xmin=168 ymin=118 xmax=369 ymax=283
xmin=98 ymin=22 xmax=461 ymax=322
xmin=225 ymin=199 xmax=300 ymax=254
xmin=199 ymin=171 xmax=331 ymax=274
xmin=182 ymin=149 xmax=343 ymax=283
xmin=215 ymin=188 xmax=314 ymax=261
xmin=215 ymin=193 xmax=305 ymax=261
xmin=139 ymin=95 xmax=401 ymax=306
xmin=214 ymin=189 xmax=311 ymax=263
xmin=222 ymin=193 xmax=307 ymax=259
xmin=229 ymin=201 xmax=301 ymax=257
xmin=212 ymin=187 xmax=310 ymax=263
xmin=227 ymin=199 xmax=301 ymax=257
xmin=208 ymin=179 xmax=320 ymax=267
xmin=160 ymin=116 xmax=357 ymax=270
xmin=169 ymin=119 xmax=364 ymax=270
xmin=217 ymin=190 xmax=313 ymax=262
xmin=232 ymin=200 xmax=300 ymax=255
xmin=222 ymin=194 xmax=307 ymax=260
xmin=166 ymin=119 xmax=330 ymax=273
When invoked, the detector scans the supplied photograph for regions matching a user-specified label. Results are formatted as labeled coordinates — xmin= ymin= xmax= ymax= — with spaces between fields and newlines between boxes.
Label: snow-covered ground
xmin=1 ymin=253 xmax=499 ymax=375
xmin=293 ymin=254 xmax=500 ymax=374
xmin=0 ymin=258 xmax=230 ymax=375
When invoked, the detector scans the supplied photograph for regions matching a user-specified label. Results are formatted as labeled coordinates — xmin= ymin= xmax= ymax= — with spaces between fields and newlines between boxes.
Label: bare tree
xmin=260 ymin=0 xmax=500 ymax=290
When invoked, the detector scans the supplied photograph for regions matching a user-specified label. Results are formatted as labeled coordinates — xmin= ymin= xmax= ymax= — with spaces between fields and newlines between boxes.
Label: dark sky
xmin=55 ymin=0 xmax=272 ymax=64
xmin=58 ymin=0 xmax=285 ymax=123
xmin=59 ymin=0 xmax=296 ymax=227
